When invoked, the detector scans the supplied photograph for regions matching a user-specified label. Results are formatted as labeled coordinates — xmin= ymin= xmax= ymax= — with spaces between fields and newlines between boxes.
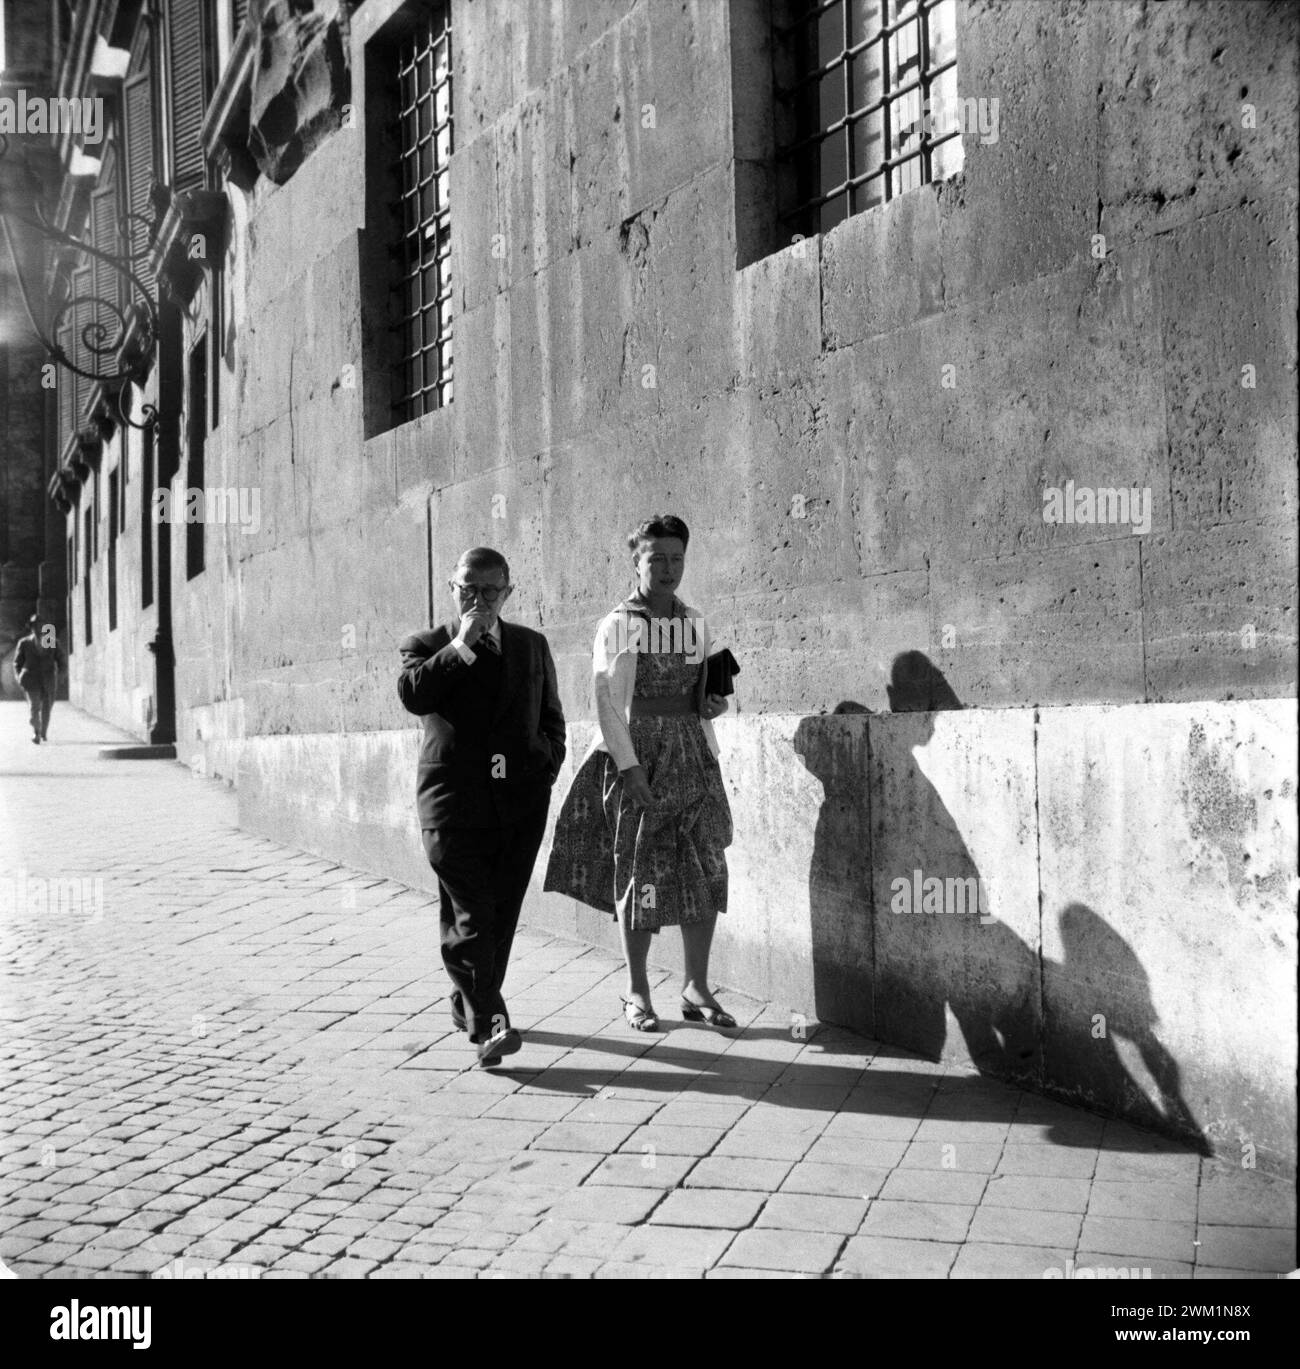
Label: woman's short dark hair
xmin=628 ymin=515 xmax=690 ymax=554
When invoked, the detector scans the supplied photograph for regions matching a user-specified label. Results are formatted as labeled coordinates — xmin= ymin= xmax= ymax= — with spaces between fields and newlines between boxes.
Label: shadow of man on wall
xmin=1045 ymin=901 xmax=1212 ymax=1154
xmin=796 ymin=651 xmax=1039 ymax=1088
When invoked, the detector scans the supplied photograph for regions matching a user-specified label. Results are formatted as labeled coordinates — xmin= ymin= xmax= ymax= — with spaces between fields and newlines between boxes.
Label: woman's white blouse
xmin=583 ymin=599 xmax=720 ymax=772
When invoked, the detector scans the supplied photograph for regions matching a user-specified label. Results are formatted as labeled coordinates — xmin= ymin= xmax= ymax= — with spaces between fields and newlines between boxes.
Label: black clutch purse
xmin=705 ymin=648 xmax=739 ymax=697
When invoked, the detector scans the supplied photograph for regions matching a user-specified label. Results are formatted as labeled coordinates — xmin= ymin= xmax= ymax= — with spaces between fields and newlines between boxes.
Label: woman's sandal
xmin=621 ymin=996 xmax=659 ymax=1031
xmin=681 ymin=996 xmax=737 ymax=1030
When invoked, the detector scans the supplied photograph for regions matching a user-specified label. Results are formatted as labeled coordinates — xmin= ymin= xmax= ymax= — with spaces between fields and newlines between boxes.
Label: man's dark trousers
xmin=422 ymin=803 xmax=547 ymax=1041
xmin=24 ymin=679 xmax=55 ymax=739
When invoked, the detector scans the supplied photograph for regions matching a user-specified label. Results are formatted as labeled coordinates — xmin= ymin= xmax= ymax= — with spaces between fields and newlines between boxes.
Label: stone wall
xmin=213 ymin=0 xmax=1299 ymax=739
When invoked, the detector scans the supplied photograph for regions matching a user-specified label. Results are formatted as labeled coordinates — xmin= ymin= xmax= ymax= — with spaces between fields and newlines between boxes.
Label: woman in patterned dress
xmin=544 ymin=515 xmax=736 ymax=1031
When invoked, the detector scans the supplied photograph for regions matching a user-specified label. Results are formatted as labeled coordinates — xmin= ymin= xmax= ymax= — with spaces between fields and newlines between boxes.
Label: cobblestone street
xmin=1 ymin=702 xmax=1293 ymax=1280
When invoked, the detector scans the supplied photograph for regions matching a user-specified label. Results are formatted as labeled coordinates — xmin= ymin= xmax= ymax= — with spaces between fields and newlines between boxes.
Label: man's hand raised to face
xmin=458 ymin=606 xmax=494 ymax=648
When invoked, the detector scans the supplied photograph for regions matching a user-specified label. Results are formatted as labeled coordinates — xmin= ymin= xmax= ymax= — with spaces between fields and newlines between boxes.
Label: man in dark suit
xmin=398 ymin=547 xmax=566 ymax=1066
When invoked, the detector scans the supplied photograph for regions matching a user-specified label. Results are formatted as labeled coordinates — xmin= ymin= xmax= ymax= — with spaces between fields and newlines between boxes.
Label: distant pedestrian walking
xmin=13 ymin=616 xmax=61 ymax=745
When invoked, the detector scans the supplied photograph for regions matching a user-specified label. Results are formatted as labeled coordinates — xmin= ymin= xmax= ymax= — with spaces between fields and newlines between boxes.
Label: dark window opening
xmin=67 ymin=535 xmax=75 ymax=656
xmin=142 ymin=425 xmax=155 ymax=609
xmin=186 ymin=336 xmax=207 ymax=580
xmin=83 ymin=506 xmax=93 ymax=647
xmin=211 ymin=237 xmax=224 ymax=430
xmin=108 ymin=469 xmax=119 ymax=632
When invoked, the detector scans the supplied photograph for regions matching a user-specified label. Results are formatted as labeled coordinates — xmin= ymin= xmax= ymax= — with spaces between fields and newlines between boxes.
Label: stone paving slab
xmin=0 ymin=703 xmax=1295 ymax=1280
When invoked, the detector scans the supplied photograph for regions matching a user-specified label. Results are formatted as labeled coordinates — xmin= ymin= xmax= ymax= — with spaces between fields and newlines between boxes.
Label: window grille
xmin=776 ymin=0 xmax=961 ymax=237
xmin=392 ymin=3 xmax=453 ymax=421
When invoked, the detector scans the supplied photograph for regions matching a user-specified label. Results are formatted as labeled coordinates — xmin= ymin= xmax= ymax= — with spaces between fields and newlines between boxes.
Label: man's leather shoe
xmin=477 ymin=1026 xmax=522 ymax=1067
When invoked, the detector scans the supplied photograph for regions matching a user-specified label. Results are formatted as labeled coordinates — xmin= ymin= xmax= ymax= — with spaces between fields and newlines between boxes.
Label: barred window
xmin=776 ymin=0 xmax=961 ymax=238
xmin=392 ymin=2 xmax=453 ymax=422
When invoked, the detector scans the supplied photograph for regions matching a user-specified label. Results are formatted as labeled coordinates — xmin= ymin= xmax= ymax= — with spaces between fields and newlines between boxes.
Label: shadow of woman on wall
xmin=796 ymin=652 xmax=1210 ymax=1151
xmin=796 ymin=651 xmax=1039 ymax=1088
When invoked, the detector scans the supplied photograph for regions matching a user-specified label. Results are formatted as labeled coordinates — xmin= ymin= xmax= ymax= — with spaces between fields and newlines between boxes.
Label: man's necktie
xmin=479 ymin=634 xmax=499 ymax=655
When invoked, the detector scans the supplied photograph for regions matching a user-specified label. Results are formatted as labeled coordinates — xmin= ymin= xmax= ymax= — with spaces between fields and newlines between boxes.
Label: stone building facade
xmin=10 ymin=0 xmax=1298 ymax=1170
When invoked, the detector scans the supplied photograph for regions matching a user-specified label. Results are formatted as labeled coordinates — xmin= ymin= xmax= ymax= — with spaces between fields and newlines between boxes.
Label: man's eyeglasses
xmin=451 ymin=581 xmax=509 ymax=603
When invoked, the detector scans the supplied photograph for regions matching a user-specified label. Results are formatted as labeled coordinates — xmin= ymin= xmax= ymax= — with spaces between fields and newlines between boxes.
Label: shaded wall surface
xmin=56 ymin=0 xmax=1299 ymax=1169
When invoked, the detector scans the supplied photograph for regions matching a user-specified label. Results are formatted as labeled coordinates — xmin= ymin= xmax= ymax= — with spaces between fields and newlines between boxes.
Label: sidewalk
xmin=0 ymin=702 xmax=1293 ymax=1279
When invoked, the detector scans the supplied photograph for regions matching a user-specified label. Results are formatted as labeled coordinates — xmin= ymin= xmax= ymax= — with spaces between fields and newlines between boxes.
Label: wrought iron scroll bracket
xmin=1 ymin=132 xmax=164 ymax=427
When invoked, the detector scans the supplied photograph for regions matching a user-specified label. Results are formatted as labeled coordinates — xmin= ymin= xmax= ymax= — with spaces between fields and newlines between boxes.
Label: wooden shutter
xmin=58 ymin=314 xmax=76 ymax=450
xmin=90 ymin=145 xmax=122 ymax=323
xmin=71 ymin=265 xmax=93 ymax=425
xmin=123 ymin=68 xmax=156 ymax=294
xmin=168 ymin=0 xmax=208 ymax=192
